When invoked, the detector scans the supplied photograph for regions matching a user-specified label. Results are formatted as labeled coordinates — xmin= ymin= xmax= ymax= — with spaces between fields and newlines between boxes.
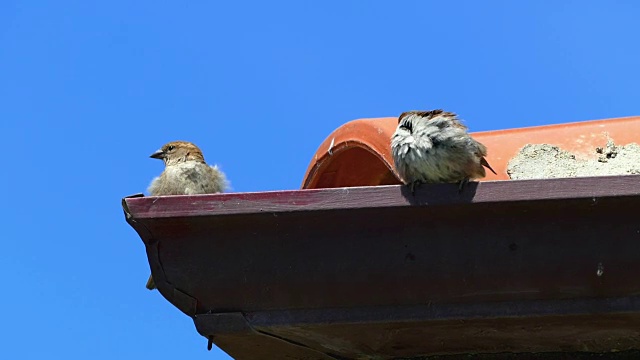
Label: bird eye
xmin=400 ymin=122 xmax=413 ymax=132
xmin=167 ymin=145 xmax=175 ymax=151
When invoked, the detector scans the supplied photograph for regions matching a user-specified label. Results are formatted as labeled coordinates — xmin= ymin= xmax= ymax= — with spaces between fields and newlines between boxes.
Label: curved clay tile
xmin=301 ymin=117 xmax=402 ymax=189
xmin=302 ymin=115 xmax=640 ymax=189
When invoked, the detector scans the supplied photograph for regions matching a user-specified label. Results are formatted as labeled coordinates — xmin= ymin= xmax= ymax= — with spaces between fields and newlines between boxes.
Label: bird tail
xmin=146 ymin=275 xmax=156 ymax=290
xmin=481 ymin=158 xmax=497 ymax=175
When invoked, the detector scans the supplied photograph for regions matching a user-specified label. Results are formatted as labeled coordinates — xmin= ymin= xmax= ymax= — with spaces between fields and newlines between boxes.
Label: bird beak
xmin=150 ymin=149 xmax=164 ymax=159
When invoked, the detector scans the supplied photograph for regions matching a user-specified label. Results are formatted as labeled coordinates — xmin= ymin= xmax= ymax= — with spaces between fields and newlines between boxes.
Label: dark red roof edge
xmin=123 ymin=175 xmax=640 ymax=359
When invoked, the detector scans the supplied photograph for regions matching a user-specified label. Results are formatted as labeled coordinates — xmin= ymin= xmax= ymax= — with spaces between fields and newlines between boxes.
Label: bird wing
xmin=480 ymin=157 xmax=497 ymax=175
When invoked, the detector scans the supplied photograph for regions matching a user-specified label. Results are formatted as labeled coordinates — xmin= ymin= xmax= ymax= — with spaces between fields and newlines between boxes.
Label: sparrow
xmin=391 ymin=109 xmax=496 ymax=193
xmin=145 ymin=141 xmax=228 ymax=290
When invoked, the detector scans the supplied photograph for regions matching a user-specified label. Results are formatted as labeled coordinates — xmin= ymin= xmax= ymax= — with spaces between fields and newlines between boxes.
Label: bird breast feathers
xmin=164 ymin=161 xmax=217 ymax=181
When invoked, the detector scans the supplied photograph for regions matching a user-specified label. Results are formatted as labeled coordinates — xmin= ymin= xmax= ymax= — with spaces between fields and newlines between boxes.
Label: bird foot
xmin=410 ymin=180 xmax=422 ymax=195
xmin=458 ymin=178 xmax=469 ymax=193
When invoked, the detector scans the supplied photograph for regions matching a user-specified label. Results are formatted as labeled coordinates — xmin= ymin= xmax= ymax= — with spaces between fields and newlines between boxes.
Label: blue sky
xmin=1 ymin=1 xmax=639 ymax=358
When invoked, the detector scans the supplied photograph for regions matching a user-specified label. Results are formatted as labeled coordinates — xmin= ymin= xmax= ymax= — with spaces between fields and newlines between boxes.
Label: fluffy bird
xmin=145 ymin=141 xmax=228 ymax=290
xmin=147 ymin=141 xmax=228 ymax=196
xmin=391 ymin=110 xmax=496 ymax=192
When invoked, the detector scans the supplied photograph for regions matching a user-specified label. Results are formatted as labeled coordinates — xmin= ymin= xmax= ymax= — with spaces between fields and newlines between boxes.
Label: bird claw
xmin=410 ymin=181 xmax=422 ymax=195
xmin=458 ymin=178 xmax=469 ymax=193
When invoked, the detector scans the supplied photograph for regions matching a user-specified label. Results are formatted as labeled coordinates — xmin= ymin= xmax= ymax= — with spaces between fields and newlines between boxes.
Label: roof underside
xmin=123 ymin=175 xmax=640 ymax=359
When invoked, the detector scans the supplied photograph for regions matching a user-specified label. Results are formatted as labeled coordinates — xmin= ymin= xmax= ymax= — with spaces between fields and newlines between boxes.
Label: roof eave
xmin=123 ymin=175 xmax=640 ymax=358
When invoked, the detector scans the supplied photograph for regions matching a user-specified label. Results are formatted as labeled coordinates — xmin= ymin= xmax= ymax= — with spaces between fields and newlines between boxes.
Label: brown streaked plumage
xmin=145 ymin=141 xmax=228 ymax=290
